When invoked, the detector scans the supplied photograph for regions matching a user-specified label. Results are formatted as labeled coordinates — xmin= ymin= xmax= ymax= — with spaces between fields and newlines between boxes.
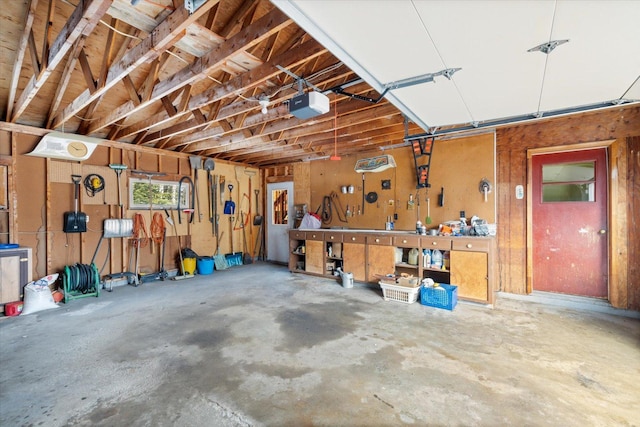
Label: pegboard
xmin=48 ymin=161 xmax=118 ymax=205
xmin=48 ymin=161 xmax=82 ymax=182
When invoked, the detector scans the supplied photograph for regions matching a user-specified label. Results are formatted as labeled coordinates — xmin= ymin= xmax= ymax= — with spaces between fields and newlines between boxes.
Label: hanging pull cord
xmin=329 ymin=191 xmax=348 ymax=223
xmin=321 ymin=195 xmax=332 ymax=224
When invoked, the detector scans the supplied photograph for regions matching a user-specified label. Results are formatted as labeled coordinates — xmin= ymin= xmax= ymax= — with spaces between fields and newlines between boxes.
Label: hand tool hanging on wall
xmin=321 ymin=195 xmax=332 ymax=224
xmin=241 ymin=212 xmax=252 ymax=265
xmin=189 ymin=156 xmax=203 ymax=222
xmin=253 ymin=214 xmax=264 ymax=261
xmin=219 ymin=176 xmax=226 ymax=205
xmin=245 ymin=168 xmax=256 ymax=254
xmin=361 ymin=173 xmax=366 ymax=214
xmin=234 ymin=193 xmax=250 ymax=230
xmin=177 ymin=176 xmax=195 ymax=224
xmin=109 ymin=164 xmax=127 ymax=218
xmin=224 ymin=183 xmax=235 ymax=215
xmin=204 ymin=159 xmax=215 ymax=234
xmin=329 ymin=191 xmax=348 ymax=223
xmin=63 ymin=174 xmax=88 ymax=233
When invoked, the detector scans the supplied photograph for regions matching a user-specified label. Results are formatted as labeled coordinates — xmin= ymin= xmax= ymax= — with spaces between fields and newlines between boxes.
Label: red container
xmin=4 ymin=301 xmax=24 ymax=317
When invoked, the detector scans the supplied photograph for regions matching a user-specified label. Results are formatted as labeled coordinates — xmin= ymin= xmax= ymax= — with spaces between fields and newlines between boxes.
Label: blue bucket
xmin=196 ymin=257 xmax=214 ymax=275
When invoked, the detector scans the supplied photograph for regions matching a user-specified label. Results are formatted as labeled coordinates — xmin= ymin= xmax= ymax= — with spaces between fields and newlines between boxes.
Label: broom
xmin=213 ymin=231 xmax=228 ymax=270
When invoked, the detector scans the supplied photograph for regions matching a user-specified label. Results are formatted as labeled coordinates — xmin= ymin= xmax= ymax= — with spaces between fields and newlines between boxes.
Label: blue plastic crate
xmin=420 ymin=284 xmax=458 ymax=310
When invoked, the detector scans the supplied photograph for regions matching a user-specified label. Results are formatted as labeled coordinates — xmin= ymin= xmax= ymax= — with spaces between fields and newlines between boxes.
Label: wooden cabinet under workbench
xmin=289 ymin=230 xmax=497 ymax=305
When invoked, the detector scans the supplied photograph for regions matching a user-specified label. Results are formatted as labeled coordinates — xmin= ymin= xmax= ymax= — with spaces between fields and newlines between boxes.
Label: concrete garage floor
xmin=1 ymin=263 xmax=638 ymax=427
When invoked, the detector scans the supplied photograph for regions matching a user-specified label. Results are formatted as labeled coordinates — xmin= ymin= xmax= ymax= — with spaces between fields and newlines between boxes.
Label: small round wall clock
xmin=67 ymin=141 xmax=89 ymax=158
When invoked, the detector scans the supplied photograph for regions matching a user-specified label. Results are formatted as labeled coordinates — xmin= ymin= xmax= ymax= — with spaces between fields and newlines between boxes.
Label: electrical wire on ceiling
xmin=410 ymin=0 xmax=475 ymax=125
xmin=234 ymin=62 xmax=345 ymax=113
xmin=536 ymin=0 xmax=560 ymax=116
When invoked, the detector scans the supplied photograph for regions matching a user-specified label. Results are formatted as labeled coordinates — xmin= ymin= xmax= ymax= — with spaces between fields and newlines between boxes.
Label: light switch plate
xmin=515 ymin=185 xmax=524 ymax=199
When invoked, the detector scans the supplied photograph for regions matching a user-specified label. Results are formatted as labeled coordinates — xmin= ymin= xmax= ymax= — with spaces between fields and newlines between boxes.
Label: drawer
xmin=325 ymin=232 xmax=343 ymax=242
xmin=393 ymin=235 xmax=420 ymax=247
xmin=306 ymin=231 xmax=324 ymax=241
xmin=452 ymin=238 xmax=491 ymax=252
xmin=366 ymin=235 xmax=393 ymax=246
xmin=344 ymin=234 xmax=366 ymax=244
xmin=422 ymin=237 xmax=452 ymax=250
xmin=290 ymin=230 xmax=306 ymax=240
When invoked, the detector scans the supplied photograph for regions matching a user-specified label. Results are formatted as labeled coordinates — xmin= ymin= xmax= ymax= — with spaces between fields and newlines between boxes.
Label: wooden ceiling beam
xmin=195 ymin=103 xmax=397 ymax=155
xmin=12 ymin=0 xmax=113 ymax=122
xmin=188 ymin=39 xmax=325 ymax=112
xmin=97 ymin=17 xmax=118 ymax=89
xmin=27 ymin=30 xmax=41 ymax=76
xmin=6 ymin=0 xmax=40 ymax=120
xmin=46 ymin=36 xmax=85 ymax=128
xmin=78 ymin=48 xmax=97 ymax=93
xmin=218 ymin=0 xmax=259 ymax=38
xmin=86 ymin=7 xmax=291 ymax=135
xmin=52 ymin=1 xmax=217 ymax=129
xmin=231 ymin=119 xmax=404 ymax=158
xmin=126 ymin=33 xmax=323 ymax=145
xmin=151 ymin=8 xmax=292 ymax=104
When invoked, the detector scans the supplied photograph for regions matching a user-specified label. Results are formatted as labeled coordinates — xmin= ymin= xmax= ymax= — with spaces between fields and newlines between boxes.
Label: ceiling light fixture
xmin=258 ymin=96 xmax=270 ymax=115
xmin=330 ymin=100 xmax=341 ymax=161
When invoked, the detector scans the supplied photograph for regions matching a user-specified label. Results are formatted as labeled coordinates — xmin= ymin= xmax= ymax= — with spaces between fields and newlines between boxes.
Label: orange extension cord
xmin=150 ymin=212 xmax=165 ymax=246
xmin=132 ymin=213 xmax=149 ymax=248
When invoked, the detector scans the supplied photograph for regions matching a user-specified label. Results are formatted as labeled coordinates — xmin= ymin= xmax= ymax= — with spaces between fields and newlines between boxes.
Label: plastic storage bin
xmin=182 ymin=258 xmax=196 ymax=275
xmin=421 ymin=283 xmax=458 ymax=310
xmin=196 ymin=257 xmax=214 ymax=275
xmin=379 ymin=282 xmax=421 ymax=304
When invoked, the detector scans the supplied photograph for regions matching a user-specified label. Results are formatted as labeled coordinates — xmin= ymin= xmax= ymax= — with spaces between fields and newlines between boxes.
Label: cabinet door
xmin=450 ymin=250 xmax=488 ymax=302
xmin=343 ymin=243 xmax=366 ymax=282
xmin=366 ymin=245 xmax=396 ymax=282
xmin=305 ymin=240 xmax=324 ymax=274
xmin=0 ymin=254 xmax=21 ymax=304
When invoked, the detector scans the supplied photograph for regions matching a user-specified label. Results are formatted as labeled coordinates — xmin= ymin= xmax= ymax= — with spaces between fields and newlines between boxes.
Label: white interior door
xmin=267 ymin=181 xmax=294 ymax=263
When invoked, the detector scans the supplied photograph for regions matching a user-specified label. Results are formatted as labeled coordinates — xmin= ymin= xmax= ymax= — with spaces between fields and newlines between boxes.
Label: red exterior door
xmin=532 ymin=148 xmax=608 ymax=297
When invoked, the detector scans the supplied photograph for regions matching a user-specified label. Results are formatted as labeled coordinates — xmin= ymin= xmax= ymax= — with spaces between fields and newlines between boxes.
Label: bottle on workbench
xmin=423 ymin=249 xmax=431 ymax=268
xmin=431 ymin=249 xmax=443 ymax=269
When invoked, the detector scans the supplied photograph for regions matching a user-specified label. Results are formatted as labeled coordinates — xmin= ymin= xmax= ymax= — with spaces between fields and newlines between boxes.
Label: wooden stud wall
xmin=2 ymin=126 xmax=260 ymax=281
xmin=627 ymin=136 xmax=640 ymax=309
xmin=307 ymin=133 xmax=495 ymax=231
xmin=496 ymin=105 xmax=640 ymax=309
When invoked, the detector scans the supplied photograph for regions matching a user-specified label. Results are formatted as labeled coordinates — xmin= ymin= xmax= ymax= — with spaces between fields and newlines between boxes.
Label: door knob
xmin=599 ymin=229 xmax=606 ymax=234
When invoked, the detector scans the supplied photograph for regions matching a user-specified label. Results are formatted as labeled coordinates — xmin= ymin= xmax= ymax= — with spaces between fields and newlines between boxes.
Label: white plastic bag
xmin=299 ymin=212 xmax=321 ymax=229
xmin=21 ymin=274 xmax=60 ymax=315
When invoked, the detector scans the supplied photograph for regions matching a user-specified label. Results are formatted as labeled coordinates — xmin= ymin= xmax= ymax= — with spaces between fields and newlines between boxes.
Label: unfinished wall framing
xmin=496 ymin=105 xmax=640 ymax=310
xmin=0 ymin=124 xmax=260 ymax=281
